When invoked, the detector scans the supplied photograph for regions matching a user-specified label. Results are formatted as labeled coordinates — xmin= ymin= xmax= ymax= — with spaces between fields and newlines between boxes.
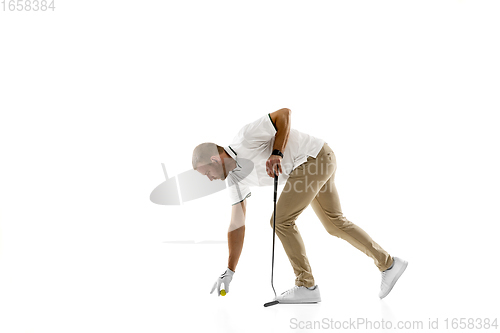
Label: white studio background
xmin=1 ymin=1 xmax=499 ymax=333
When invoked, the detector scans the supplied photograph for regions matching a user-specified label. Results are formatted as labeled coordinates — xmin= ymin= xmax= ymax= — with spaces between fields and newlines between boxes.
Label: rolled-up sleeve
xmin=227 ymin=174 xmax=252 ymax=206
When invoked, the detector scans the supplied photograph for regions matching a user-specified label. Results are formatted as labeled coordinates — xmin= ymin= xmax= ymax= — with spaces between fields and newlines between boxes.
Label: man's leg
xmin=309 ymin=145 xmax=393 ymax=272
xmin=270 ymin=145 xmax=333 ymax=288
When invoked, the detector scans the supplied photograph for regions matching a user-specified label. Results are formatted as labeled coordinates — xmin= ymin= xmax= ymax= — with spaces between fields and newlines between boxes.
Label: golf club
xmin=264 ymin=172 xmax=280 ymax=307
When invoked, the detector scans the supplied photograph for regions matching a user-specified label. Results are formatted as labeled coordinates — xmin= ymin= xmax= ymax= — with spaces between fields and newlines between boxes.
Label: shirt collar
xmin=224 ymin=145 xmax=242 ymax=169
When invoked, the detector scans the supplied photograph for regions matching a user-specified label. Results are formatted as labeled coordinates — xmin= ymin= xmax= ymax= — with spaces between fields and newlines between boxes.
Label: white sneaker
xmin=274 ymin=285 xmax=321 ymax=304
xmin=379 ymin=257 xmax=408 ymax=299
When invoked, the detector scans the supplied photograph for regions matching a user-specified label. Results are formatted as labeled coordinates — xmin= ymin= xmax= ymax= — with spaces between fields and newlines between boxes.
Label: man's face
xmin=196 ymin=158 xmax=226 ymax=181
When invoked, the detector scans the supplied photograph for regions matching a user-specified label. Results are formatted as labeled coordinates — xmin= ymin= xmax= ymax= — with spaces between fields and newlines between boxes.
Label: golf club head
xmin=264 ymin=300 xmax=279 ymax=307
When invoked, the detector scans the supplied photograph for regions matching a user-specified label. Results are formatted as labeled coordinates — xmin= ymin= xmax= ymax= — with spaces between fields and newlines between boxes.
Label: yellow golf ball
xmin=220 ymin=289 xmax=226 ymax=296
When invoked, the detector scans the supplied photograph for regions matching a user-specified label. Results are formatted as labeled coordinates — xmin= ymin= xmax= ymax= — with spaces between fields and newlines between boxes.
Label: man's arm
xmin=269 ymin=108 xmax=291 ymax=153
xmin=266 ymin=108 xmax=291 ymax=177
xmin=228 ymin=199 xmax=246 ymax=271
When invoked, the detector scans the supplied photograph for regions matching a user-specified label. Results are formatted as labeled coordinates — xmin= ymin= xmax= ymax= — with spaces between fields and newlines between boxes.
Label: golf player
xmin=192 ymin=108 xmax=408 ymax=303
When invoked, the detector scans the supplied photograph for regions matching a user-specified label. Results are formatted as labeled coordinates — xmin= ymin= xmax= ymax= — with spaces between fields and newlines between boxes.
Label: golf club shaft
xmin=271 ymin=172 xmax=278 ymax=298
xmin=264 ymin=172 xmax=279 ymax=307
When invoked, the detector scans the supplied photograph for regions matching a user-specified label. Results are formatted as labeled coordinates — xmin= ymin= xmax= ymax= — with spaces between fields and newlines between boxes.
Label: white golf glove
xmin=210 ymin=268 xmax=235 ymax=296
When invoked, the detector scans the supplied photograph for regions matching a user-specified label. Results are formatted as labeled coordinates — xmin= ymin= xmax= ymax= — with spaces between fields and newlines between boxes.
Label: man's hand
xmin=210 ymin=268 xmax=235 ymax=296
xmin=266 ymin=155 xmax=282 ymax=177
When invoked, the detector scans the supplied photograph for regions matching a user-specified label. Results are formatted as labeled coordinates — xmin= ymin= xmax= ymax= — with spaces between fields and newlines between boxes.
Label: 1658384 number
xmin=1 ymin=0 xmax=55 ymax=11
xmin=444 ymin=318 xmax=498 ymax=330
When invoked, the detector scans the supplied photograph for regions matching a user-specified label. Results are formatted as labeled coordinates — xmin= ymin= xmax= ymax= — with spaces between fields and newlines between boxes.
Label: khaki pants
xmin=270 ymin=142 xmax=394 ymax=288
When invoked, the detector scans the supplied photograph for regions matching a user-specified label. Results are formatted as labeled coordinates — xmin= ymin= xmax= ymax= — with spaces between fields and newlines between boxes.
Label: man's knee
xmin=270 ymin=215 xmax=277 ymax=228
xmin=333 ymin=215 xmax=352 ymax=228
xmin=324 ymin=215 xmax=352 ymax=234
xmin=270 ymin=215 xmax=295 ymax=229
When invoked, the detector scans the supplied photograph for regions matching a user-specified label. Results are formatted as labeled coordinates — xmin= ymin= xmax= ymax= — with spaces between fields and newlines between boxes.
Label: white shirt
xmin=224 ymin=114 xmax=325 ymax=206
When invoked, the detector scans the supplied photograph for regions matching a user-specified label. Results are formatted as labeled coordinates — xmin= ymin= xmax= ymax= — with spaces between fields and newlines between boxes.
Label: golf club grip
xmin=274 ymin=173 xmax=277 ymax=202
